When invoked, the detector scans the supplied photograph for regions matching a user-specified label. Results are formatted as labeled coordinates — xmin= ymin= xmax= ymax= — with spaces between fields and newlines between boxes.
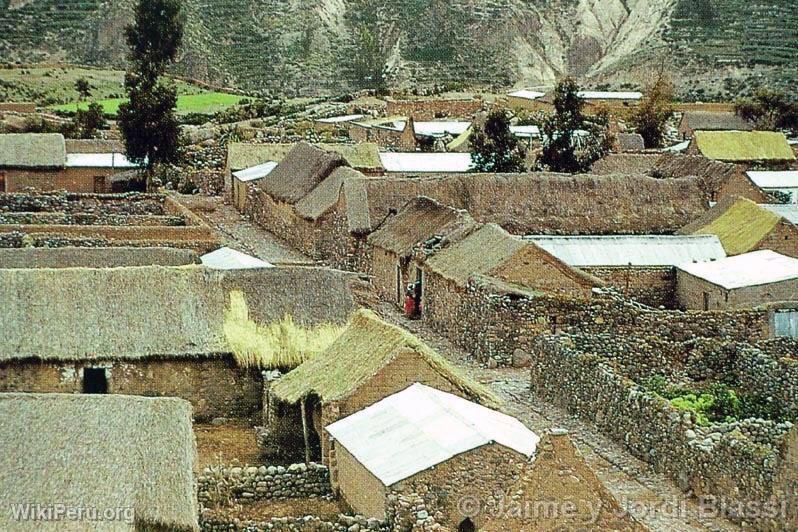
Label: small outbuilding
xmin=688 ymin=130 xmax=796 ymax=163
xmin=231 ymin=160 xmax=278 ymax=211
xmin=0 ymin=392 xmax=199 ymax=531
xmin=325 ymin=382 xmax=538 ymax=524
xmin=678 ymin=111 xmax=753 ymax=140
xmin=747 ymin=171 xmax=798 ymax=203
xmin=676 ymin=250 xmax=798 ymax=310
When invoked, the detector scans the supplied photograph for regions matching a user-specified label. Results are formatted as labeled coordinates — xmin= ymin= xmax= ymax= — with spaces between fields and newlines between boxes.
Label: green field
xmin=50 ymin=92 xmax=247 ymax=115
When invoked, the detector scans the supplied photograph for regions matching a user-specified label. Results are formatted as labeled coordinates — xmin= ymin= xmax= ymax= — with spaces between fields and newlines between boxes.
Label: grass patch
xmin=224 ymin=291 xmax=344 ymax=370
xmin=50 ymin=92 xmax=246 ymax=116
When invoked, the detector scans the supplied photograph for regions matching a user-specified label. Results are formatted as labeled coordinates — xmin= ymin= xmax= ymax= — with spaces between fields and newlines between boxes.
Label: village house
xmin=0 ymin=392 xmax=198 ymax=532
xmin=231 ymin=160 xmax=278 ymax=211
xmin=325 ymin=383 xmax=538 ymax=527
xmin=525 ymin=234 xmax=726 ymax=308
xmin=313 ymin=113 xmax=365 ymax=133
xmin=0 ymin=265 xmax=359 ymax=422
xmin=266 ymin=309 xmax=499 ymax=464
xmin=379 ymin=152 xmax=474 ymax=173
xmin=590 ymin=153 xmax=662 ymax=175
xmin=679 ymin=196 xmax=798 ymax=257
xmin=676 ymin=250 xmax=798 ymax=311
xmin=367 ymin=196 xmax=477 ymax=306
xmin=200 ymin=246 xmax=274 ymax=269
xmin=649 ymin=154 xmax=768 ymax=203
xmin=677 ymin=111 xmax=753 ymax=140
xmin=0 ymin=133 xmax=141 ymax=193
xmin=506 ymin=89 xmax=546 ymax=111
xmin=688 ymin=130 xmax=796 ymax=165
xmin=746 ymin=170 xmax=798 ymax=203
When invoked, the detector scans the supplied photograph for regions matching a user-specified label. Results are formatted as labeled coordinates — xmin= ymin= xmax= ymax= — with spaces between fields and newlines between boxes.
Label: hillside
xmin=0 ymin=0 xmax=796 ymax=98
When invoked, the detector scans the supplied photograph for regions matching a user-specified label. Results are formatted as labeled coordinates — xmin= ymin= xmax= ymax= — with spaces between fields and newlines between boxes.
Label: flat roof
xmin=677 ymin=249 xmax=798 ymax=289
xmin=525 ymin=235 xmax=726 ymax=267
xmin=747 ymin=171 xmax=798 ymax=189
xmin=316 ymin=114 xmax=365 ymax=124
xmin=379 ymin=152 xmax=473 ymax=173
xmin=578 ymin=91 xmax=642 ymax=100
xmin=410 ymin=121 xmax=471 ymax=138
xmin=510 ymin=125 xmax=540 ymax=138
xmin=507 ymin=90 xmax=546 ymax=100
xmin=65 ymin=152 xmax=140 ymax=168
xmin=326 ymin=383 xmax=538 ymax=486
xmin=232 ymin=161 xmax=278 ymax=182
xmin=200 ymin=247 xmax=273 ymax=269
xmin=663 ymin=140 xmax=690 ymax=153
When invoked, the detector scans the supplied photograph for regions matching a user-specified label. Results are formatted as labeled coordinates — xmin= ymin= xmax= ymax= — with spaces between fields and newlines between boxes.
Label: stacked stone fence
xmin=200 ymin=513 xmax=388 ymax=532
xmin=529 ymin=335 xmax=797 ymax=531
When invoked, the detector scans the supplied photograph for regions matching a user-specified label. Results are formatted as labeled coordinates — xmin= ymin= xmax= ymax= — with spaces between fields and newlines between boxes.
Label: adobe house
xmin=747 ymin=170 xmax=798 ymax=203
xmin=231 ymin=161 xmax=277 ymax=211
xmin=267 ymin=309 xmax=499 ymax=464
xmin=0 ymin=265 xmax=359 ymax=422
xmin=676 ymin=250 xmax=798 ymax=310
xmin=525 ymin=234 xmax=727 ymax=308
xmin=679 ymin=196 xmax=798 ymax=257
xmin=678 ymin=111 xmax=753 ymax=140
xmin=688 ymin=130 xmax=796 ymax=165
xmin=367 ymin=196 xmax=477 ymax=306
xmin=0 ymin=393 xmax=199 ymax=532
xmin=506 ymin=89 xmax=546 ymax=111
xmin=325 ymin=383 xmax=538 ymax=525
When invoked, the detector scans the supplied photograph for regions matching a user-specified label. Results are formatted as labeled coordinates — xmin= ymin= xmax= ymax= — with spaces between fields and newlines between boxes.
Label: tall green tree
xmin=631 ymin=72 xmax=675 ymax=148
xmin=470 ymin=109 xmax=526 ymax=172
xmin=345 ymin=0 xmax=396 ymax=93
xmin=735 ymin=89 xmax=798 ymax=133
xmin=118 ymin=0 xmax=184 ymax=171
xmin=537 ymin=78 xmax=613 ymax=173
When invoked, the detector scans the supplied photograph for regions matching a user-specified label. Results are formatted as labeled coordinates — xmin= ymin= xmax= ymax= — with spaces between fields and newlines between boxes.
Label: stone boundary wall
xmin=0 ymin=246 xmax=199 ymax=268
xmin=197 ymin=463 xmax=332 ymax=506
xmin=530 ymin=335 xmax=797 ymax=531
xmin=0 ymin=102 xmax=36 ymax=113
xmin=581 ymin=266 xmax=676 ymax=309
xmin=385 ymin=98 xmax=483 ymax=119
xmin=200 ymin=514 xmax=388 ymax=532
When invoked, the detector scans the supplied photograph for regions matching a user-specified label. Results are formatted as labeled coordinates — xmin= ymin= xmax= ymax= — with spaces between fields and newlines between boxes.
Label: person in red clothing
xmin=404 ymin=290 xmax=417 ymax=318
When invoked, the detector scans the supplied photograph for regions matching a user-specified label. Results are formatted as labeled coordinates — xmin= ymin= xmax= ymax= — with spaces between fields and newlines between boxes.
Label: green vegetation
xmin=470 ymin=109 xmax=526 ymax=172
xmin=224 ymin=291 xmax=344 ymax=370
xmin=50 ymin=92 xmax=246 ymax=116
xmin=631 ymin=72 xmax=675 ymax=148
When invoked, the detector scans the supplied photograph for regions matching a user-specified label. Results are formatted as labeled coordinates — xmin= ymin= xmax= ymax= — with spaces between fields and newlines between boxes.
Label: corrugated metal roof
xmin=410 ymin=121 xmax=471 ymax=138
xmin=677 ymin=250 xmax=798 ymax=289
xmin=316 ymin=114 xmax=364 ymax=124
xmin=761 ymin=204 xmax=798 ymax=224
xmin=65 ymin=152 xmax=139 ymax=168
xmin=508 ymin=90 xmax=545 ymax=100
xmin=663 ymin=140 xmax=690 ymax=153
xmin=524 ymin=235 xmax=726 ymax=267
xmin=325 ymin=383 xmax=538 ymax=486
xmin=577 ymin=91 xmax=642 ymax=100
xmin=200 ymin=247 xmax=273 ymax=269
xmin=379 ymin=152 xmax=473 ymax=173
xmin=510 ymin=125 xmax=540 ymax=138
xmin=232 ymin=161 xmax=278 ymax=182
xmin=747 ymin=171 xmax=798 ymax=188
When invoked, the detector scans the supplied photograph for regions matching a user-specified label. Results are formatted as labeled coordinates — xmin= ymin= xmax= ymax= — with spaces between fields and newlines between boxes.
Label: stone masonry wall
xmin=582 ymin=266 xmax=676 ymax=309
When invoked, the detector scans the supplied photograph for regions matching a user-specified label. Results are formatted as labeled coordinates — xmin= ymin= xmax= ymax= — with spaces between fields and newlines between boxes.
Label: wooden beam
xmin=300 ymin=397 xmax=311 ymax=465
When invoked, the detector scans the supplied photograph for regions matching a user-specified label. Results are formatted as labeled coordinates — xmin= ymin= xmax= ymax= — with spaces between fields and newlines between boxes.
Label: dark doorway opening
xmin=83 ymin=367 xmax=108 ymax=394
xmin=458 ymin=517 xmax=476 ymax=532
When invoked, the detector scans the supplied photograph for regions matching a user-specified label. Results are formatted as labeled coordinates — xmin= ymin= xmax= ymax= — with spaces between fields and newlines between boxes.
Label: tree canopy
xmin=735 ymin=89 xmax=798 ymax=133
xmin=469 ymin=109 xmax=526 ymax=173
xmin=631 ymin=73 xmax=675 ymax=148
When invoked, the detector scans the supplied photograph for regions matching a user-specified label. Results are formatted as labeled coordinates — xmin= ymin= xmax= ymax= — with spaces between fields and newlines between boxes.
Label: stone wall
xmin=677 ymin=268 xmax=798 ymax=310
xmin=582 ymin=266 xmax=676 ymax=309
xmin=384 ymin=98 xmax=483 ymax=120
xmin=529 ymin=335 xmax=797 ymax=531
xmin=0 ymin=246 xmax=198 ymax=268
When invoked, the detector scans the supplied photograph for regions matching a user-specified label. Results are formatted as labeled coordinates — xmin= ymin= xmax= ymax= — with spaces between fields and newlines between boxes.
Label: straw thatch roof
xmin=227 ymin=142 xmax=382 ymax=171
xmin=693 ymin=131 xmax=796 ymax=162
xmin=680 ymin=111 xmax=753 ymax=133
xmin=65 ymin=139 xmax=125 ymax=154
xmin=295 ymin=166 xmax=366 ymax=221
xmin=270 ymin=309 xmax=500 ymax=408
xmin=591 ymin=154 xmax=661 ymax=175
xmin=0 ymin=393 xmax=198 ymax=532
xmin=616 ymin=133 xmax=645 ymax=152
xmin=0 ymin=265 xmax=358 ymax=362
xmin=679 ymin=196 xmax=783 ymax=255
xmin=0 ymin=133 xmax=65 ymax=168
xmin=651 ymin=154 xmax=740 ymax=181
xmin=259 ymin=142 xmax=348 ymax=204
xmin=0 ymin=247 xmax=198 ymax=269
xmin=367 ymin=196 xmax=477 ymax=257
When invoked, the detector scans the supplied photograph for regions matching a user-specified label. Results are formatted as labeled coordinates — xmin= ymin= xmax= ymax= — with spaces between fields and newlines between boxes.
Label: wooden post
xmin=300 ymin=397 xmax=311 ymax=465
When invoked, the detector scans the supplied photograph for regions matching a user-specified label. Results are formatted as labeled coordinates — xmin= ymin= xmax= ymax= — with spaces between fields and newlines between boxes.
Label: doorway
xmin=83 ymin=367 xmax=108 ymax=394
xmin=458 ymin=518 xmax=476 ymax=532
xmin=414 ymin=267 xmax=423 ymax=316
xmin=396 ymin=264 xmax=403 ymax=305
xmin=703 ymin=292 xmax=710 ymax=311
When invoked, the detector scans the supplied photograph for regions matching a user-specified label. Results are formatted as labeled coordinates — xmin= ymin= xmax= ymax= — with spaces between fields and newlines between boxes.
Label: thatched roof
xmin=227 ymin=142 xmax=382 ymax=171
xmin=259 ymin=142 xmax=348 ymax=204
xmin=591 ymin=154 xmax=661 ymax=175
xmin=694 ymin=131 xmax=796 ymax=162
xmin=0 ymin=393 xmax=198 ymax=532
xmin=680 ymin=111 xmax=753 ymax=133
xmin=0 ymin=265 xmax=358 ymax=362
xmin=0 ymin=133 xmax=65 ymax=168
xmin=270 ymin=309 xmax=500 ymax=408
xmin=680 ymin=196 xmax=783 ymax=255
xmin=616 ymin=133 xmax=645 ymax=152
xmin=340 ymin=172 xmax=706 ymax=236
xmin=0 ymin=247 xmax=198 ymax=269
xmin=295 ymin=166 xmax=366 ymax=221
xmin=651 ymin=154 xmax=740 ymax=181
xmin=65 ymin=139 xmax=125 ymax=154
xmin=367 ymin=196 xmax=477 ymax=257
xmin=425 ymin=223 xmax=601 ymax=292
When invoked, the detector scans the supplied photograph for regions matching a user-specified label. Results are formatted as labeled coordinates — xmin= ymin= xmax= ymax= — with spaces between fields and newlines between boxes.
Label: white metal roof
xmin=762 ymin=204 xmax=798 ymax=224
xmin=409 ymin=121 xmax=471 ymax=138
xmin=677 ymin=250 xmax=798 ymax=289
xmin=379 ymin=152 xmax=473 ymax=173
xmin=232 ymin=161 xmax=278 ymax=182
xmin=507 ymin=89 xmax=546 ymax=101
xmin=200 ymin=247 xmax=274 ymax=269
xmin=525 ymin=235 xmax=726 ymax=267
xmin=316 ymin=114 xmax=365 ymax=124
xmin=325 ymin=383 xmax=539 ymax=486
xmin=578 ymin=91 xmax=642 ymax=100
xmin=662 ymin=140 xmax=690 ymax=153
xmin=64 ymin=152 xmax=139 ymax=168
xmin=747 ymin=171 xmax=798 ymax=189
xmin=510 ymin=125 xmax=540 ymax=138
